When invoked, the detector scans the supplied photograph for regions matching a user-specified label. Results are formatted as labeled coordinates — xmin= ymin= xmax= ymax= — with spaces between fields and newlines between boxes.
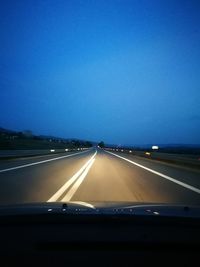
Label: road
xmin=0 ymin=147 xmax=200 ymax=205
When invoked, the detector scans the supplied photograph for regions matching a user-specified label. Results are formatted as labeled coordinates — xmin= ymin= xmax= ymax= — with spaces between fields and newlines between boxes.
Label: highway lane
xmin=0 ymin=149 xmax=94 ymax=204
xmin=0 ymin=149 xmax=90 ymax=171
xmin=0 ymin=147 xmax=200 ymax=205
xmin=71 ymin=149 xmax=200 ymax=205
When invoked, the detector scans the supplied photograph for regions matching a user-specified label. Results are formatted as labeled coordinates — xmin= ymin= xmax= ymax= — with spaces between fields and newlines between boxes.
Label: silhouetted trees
xmin=98 ymin=141 xmax=105 ymax=148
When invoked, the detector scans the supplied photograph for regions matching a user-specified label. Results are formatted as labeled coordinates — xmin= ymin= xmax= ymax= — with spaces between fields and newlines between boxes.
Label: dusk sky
xmin=1 ymin=0 xmax=200 ymax=145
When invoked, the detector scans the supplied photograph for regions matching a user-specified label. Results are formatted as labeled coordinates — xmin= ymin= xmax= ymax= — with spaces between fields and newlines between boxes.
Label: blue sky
xmin=1 ymin=0 xmax=200 ymax=145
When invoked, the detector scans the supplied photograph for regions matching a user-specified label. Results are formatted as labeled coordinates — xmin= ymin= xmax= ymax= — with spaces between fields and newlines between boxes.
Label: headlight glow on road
xmin=50 ymin=149 xmax=55 ymax=152
xmin=65 ymin=149 xmax=69 ymax=151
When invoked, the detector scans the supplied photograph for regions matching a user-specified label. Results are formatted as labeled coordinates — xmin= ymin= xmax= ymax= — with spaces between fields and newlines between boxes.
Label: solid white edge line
xmin=47 ymin=151 xmax=97 ymax=202
xmin=0 ymin=150 xmax=91 ymax=173
xmin=61 ymin=158 xmax=95 ymax=202
xmin=105 ymin=150 xmax=200 ymax=194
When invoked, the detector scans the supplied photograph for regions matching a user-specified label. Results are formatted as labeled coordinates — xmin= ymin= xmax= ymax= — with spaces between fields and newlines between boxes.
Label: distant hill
xmin=39 ymin=134 xmax=96 ymax=144
xmin=0 ymin=126 xmax=93 ymax=150
xmin=0 ymin=127 xmax=15 ymax=134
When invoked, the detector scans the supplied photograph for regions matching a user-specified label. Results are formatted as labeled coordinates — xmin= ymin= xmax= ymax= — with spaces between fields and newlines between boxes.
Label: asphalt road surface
xmin=0 ymin=147 xmax=200 ymax=205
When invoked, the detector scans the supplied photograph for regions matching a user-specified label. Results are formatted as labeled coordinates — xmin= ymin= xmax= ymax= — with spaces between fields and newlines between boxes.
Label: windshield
xmin=0 ymin=0 xmax=200 ymax=209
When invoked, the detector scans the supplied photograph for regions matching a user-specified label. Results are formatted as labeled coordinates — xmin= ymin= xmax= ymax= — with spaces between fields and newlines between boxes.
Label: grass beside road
xmin=143 ymin=154 xmax=200 ymax=171
xmin=137 ymin=153 xmax=200 ymax=170
xmin=105 ymin=148 xmax=200 ymax=171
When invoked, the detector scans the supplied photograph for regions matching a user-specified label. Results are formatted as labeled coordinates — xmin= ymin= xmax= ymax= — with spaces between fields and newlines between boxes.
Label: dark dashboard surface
xmin=0 ymin=202 xmax=199 ymax=266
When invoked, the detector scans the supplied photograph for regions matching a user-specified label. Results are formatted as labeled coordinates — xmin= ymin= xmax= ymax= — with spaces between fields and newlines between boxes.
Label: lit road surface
xmin=0 ymin=148 xmax=200 ymax=205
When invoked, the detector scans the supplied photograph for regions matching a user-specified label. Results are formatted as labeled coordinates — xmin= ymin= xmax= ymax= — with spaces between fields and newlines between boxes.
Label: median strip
xmin=105 ymin=150 xmax=200 ymax=195
xmin=0 ymin=150 xmax=90 ymax=173
xmin=47 ymin=151 xmax=97 ymax=202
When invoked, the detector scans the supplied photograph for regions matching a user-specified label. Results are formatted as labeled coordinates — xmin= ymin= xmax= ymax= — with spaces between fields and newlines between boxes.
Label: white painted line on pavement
xmin=105 ymin=151 xmax=200 ymax=194
xmin=61 ymin=158 xmax=95 ymax=202
xmin=0 ymin=150 xmax=90 ymax=173
xmin=47 ymin=151 xmax=97 ymax=202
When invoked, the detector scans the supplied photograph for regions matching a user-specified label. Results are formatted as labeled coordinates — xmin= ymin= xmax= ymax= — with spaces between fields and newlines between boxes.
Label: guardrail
xmin=0 ymin=148 xmax=90 ymax=159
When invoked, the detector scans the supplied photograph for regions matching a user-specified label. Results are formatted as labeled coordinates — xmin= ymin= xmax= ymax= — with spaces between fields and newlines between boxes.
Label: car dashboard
xmin=0 ymin=202 xmax=199 ymax=266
